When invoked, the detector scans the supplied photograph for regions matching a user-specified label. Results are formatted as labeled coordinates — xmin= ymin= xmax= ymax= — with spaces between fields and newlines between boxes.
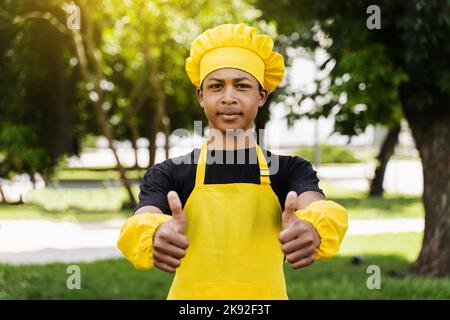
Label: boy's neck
xmin=207 ymin=128 xmax=256 ymax=150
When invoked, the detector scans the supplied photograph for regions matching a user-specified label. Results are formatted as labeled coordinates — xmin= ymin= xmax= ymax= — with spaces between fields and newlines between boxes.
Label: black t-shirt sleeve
xmin=135 ymin=160 xmax=174 ymax=215
xmin=286 ymin=156 xmax=325 ymax=197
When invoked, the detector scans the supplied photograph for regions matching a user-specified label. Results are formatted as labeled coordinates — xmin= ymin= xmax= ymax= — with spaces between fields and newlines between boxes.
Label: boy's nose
xmin=221 ymin=87 xmax=237 ymax=105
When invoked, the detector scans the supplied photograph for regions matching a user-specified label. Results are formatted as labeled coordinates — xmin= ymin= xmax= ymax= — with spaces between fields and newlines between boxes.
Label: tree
xmin=258 ymin=0 xmax=450 ymax=276
xmin=87 ymin=0 xmax=262 ymax=172
xmin=0 ymin=0 xmax=79 ymax=201
xmin=369 ymin=123 xmax=401 ymax=197
xmin=1 ymin=0 xmax=269 ymax=207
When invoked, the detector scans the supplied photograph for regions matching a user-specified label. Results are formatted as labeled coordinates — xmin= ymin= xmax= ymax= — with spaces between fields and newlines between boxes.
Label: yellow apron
xmin=167 ymin=141 xmax=288 ymax=300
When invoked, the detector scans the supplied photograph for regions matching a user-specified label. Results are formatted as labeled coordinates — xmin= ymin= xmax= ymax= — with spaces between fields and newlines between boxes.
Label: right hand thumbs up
xmin=167 ymin=191 xmax=187 ymax=234
xmin=281 ymin=191 xmax=298 ymax=230
xmin=152 ymin=191 xmax=189 ymax=273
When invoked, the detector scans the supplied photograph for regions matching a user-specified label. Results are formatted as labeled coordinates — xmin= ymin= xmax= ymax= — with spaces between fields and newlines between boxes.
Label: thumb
xmin=282 ymin=191 xmax=298 ymax=229
xmin=167 ymin=191 xmax=186 ymax=233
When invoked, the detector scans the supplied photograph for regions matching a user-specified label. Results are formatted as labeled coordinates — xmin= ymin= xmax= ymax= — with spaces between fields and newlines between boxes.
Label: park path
xmin=0 ymin=218 xmax=424 ymax=265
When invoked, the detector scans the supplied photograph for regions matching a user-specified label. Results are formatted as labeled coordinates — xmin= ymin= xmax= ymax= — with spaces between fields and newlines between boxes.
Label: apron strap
xmin=256 ymin=144 xmax=271 ymax=185
xmin=195 ymin=142 xmax=208 ymax=186
xmin=195 ymin=141 xmax=271 ymax=186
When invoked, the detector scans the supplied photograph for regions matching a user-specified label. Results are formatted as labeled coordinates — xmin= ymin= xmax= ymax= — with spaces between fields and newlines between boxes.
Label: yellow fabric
xmin=185 ymin=23 xmax=285 ymax=93
xmin=117 ymin=213 xmax=172 ymax=270
xmin=167 ymin=141 xmax=287 ymax=300
xmin=295 ymin=200 xmax=348 ymax=260
xmin=200 ymin=47 xmax=265 ymax=89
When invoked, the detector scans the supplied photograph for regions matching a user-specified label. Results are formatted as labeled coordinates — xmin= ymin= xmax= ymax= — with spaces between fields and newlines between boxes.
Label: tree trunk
xmin=164 ymin=132 xmax=169 ymax=160
xmin=130 ymin=126 xmax=140 ymax=169
xmin=163 ymin=116 xmax=170 ymax=160
xmin=0 ymin=184 xmax=7 ymax=203
xmin=30 ymin=171 xmax=36 ymax=190
xmin=71 ymin=27 xmax=137 ymax=208
xmin=369 ymin=124 xmax=401 ymax=197
xmin=127 ymin=80 xmax=149 ymax=170
xmin=41 ymin=168 xmax=50 ymax=186
xmin=403 ymin=104 xmax=450 ymax=277
xmin=148 ymin=126 xmax=157 ymax=167
xmin=146 ymin=67 xmax=165 ymax=166
xmin=93 ymin=88 xmax=137 ymax=208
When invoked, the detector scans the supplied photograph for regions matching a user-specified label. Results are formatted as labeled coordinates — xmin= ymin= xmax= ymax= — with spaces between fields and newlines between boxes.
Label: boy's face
xmin=196 ymin=68 xmax=268 ymax=133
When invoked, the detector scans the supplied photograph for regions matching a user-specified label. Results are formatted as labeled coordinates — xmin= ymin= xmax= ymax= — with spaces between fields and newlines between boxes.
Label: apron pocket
xmin=194 ymin=282 xmax=272 ymax=300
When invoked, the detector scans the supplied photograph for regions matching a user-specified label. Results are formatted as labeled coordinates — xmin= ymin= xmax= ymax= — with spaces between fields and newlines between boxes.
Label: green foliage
xmin=0 ymin=0 xmax=80 ymax=181
xmin=296 ymin=144 xmax=360 ymax=164
xmin=84 ymin=0 xmax=261 ymax=137
xmin=257 ymin=0 xmax=450 ymax=134
xmin=0 ymin=0 xmax=267 ymax=185
xmin=328 ymin=43 xmax=407 ymax=135
xmin=80 ymin=135 xmax=98 ymax=149
xmin=0 ymin=125 xmax=51 ymax=178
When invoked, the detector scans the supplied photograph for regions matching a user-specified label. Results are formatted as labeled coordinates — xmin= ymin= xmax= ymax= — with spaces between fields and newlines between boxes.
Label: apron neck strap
xmin=195 ymin=141 xmax=271 ymax=186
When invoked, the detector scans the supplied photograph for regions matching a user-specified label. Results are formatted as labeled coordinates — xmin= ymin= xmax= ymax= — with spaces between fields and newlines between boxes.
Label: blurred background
xmin=0 ymin=0 xmax=449 ymax=299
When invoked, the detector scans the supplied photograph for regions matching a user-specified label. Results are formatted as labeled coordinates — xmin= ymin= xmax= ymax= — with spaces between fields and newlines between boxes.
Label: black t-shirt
xmin=136 ymin=146 xmax=325 ymax=214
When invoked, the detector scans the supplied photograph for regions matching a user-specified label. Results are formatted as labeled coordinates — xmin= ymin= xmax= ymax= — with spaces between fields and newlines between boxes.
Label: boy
xmin=117 ymin=23 xmax=348 ymax=300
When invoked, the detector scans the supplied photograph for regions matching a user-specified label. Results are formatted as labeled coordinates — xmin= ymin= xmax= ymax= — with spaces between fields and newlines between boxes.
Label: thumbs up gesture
xmin=279 ymin=191 xmax=320 ymax=269
xmin=153 ymin=191 xmax=189 ymax=273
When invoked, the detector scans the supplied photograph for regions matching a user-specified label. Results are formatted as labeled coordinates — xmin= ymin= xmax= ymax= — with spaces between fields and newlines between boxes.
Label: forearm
xmin=133 ymin=205 xmax=164 ymax=215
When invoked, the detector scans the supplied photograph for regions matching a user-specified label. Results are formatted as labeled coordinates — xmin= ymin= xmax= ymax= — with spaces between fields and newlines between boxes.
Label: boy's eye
xmin=209 ymin=84 xmax=222 ymax=89
xmin=237 ymin=84 xmax=250 ymax=89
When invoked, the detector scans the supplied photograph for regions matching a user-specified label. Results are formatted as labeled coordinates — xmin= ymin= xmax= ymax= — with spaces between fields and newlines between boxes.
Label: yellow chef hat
xmin=185 ymin=23 xmax=285 ymax=93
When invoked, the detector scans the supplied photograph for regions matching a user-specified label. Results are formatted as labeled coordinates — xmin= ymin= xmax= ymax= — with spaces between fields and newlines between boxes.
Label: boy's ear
xmin=258 ymin=88 xmax=269 ymax=108
xmin=196 ymin=87 xmax=204 ymax=108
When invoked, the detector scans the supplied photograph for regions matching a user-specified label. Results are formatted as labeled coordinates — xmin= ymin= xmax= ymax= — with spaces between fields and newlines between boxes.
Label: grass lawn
xmin=0 ymin=187 xmax=139 ymax=222
xmin=0 ymin=204 xmax=130 ymax=222
xmin=53 ymin=168 xmax=143 ymax=182
xmin=320 ymin=182 xmax=424 ymax=219
xmin=1 ymin=232 xmax=449 ymax=299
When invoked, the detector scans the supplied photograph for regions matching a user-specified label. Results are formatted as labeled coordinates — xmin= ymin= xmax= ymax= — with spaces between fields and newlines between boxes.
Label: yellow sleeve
xmin=117 ymin=212 xmax=172 ymax=270
xmin=295 ymin=200 xmax=348 ymax=260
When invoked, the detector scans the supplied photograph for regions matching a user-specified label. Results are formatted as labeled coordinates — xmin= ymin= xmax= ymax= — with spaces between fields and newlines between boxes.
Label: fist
xmin=279 ymin=191 xmax=320 ymax=269
xmin=153 ymin=191 xmax=189 ymax=273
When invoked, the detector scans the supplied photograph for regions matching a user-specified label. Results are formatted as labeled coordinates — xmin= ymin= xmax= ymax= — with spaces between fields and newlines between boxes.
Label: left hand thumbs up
xmin=279 ymin=191 xmax=320 ymax=269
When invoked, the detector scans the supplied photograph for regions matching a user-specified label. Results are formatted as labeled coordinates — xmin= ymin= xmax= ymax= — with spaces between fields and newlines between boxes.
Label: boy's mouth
xmin=217 ymin=111 xmax=243 ymax=121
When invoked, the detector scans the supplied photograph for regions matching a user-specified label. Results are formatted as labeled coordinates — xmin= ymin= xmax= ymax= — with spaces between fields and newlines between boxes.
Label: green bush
xmin=296 ymin=144 xmax=360 ymax=164
xmin=81 ymin=134 xmax=98 ymax=149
